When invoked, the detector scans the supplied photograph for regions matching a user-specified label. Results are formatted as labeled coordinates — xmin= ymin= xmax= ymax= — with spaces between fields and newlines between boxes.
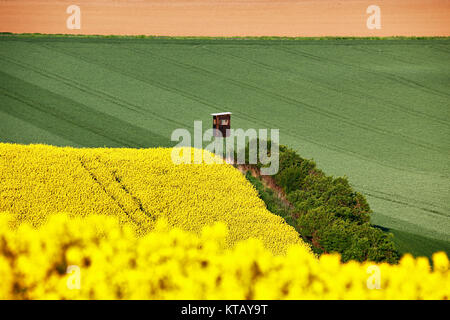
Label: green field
xmin=0 ymin=35 xmax=449 ymax=258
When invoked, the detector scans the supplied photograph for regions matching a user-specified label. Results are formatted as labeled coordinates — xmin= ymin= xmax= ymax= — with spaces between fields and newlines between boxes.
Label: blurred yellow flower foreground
xmin=0 ymin=214 xmax=448 ymax=299
xmin=0 ymin=143 xmax=448 ymax=299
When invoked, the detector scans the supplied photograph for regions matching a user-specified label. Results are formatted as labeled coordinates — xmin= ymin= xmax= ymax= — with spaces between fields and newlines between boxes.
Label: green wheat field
xmin=0 ymin=34 xmax=449 ymax=258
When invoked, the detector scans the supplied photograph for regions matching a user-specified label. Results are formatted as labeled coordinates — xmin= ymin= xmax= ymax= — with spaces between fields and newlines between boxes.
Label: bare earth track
xmin=0 ymin=0 xmax=449 ymax=37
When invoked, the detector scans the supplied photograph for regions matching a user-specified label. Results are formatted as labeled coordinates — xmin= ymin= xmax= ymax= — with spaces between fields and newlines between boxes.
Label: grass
xmin=380 ymin=227 xmax=450 ymax=260
xmin=244 ymin=171 xmax=295 ymax=224
xmin=0 ymin=34 xmax=448 ymax=258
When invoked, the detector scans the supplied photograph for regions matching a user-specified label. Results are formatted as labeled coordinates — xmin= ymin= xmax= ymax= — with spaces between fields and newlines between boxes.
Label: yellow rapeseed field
xmin=0 ymin=143 xmax=305 ymax=254
xmin=0 ymin=213 xmax=448 ymax=299
xmin=1 ymin=143 xmax=448 ymax=300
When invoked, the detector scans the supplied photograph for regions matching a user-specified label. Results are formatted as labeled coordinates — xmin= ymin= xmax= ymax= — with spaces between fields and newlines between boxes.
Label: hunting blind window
xmin=211 ymin=112 xmax=232 ymax=137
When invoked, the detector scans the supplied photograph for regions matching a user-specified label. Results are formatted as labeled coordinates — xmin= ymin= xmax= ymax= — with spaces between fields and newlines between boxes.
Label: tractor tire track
xmin=0 ymin=86 xmax=135 ymax=147
xmin=353 ymin=184 xmax=449 ymax=218
xmin=128 ymin=44 xmax=449 ymax=155
xmin=79 ymin=156 xmax=156 ymax=227
xmin=279 ymin=46 xmax=450 ymax=99
xmin=0 ymin=51 xmax=187 ymax=129
xmin=200 ymin=45 xmax=450 ymax=127
xmin=39 ymin=43 xmax=448 ymax=176
xmin=112 ymin=170 xmax=156 ymax=221
xmin=0 ymin=55 xmax=145 ymax=116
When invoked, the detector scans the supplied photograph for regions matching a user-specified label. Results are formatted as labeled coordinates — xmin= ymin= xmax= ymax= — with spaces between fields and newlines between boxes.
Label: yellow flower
xmin=0 ymin=213 xmax=448 ymax=300
xmin=1 ymin=143 xmax=449 ymax=300
xmin=0 ymin=143 xmax=308 ymax=255
xmin=433 ymin=252 xmax=449 ymax=273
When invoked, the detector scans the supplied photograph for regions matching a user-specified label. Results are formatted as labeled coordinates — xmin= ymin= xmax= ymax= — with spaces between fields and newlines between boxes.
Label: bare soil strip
xmin=236 ymin=164 xmax=293 ymax=209
xmin=0 ymin=0 xmax=449 ymax=37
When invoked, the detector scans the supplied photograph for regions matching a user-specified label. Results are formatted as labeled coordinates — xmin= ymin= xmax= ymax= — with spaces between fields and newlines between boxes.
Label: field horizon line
xmin=1 ymin=32 xmax=449 ymax=42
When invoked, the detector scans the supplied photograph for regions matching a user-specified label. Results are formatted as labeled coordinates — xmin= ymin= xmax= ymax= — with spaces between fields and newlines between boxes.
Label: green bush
xmin=242 ymin=141 xmax=399 ymax=263
xmin=287 ymin=174 xmax=371 ymax=224
xmin=297 ymin=208 xmax=399 ymax=263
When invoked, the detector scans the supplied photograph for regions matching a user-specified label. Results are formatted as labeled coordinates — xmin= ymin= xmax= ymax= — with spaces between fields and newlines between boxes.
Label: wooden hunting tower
xmin=211 ymin=112 xmax=231 ymax=137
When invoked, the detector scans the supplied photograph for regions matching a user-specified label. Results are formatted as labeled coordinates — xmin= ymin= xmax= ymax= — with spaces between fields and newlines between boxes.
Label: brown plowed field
xmin=0 ymin=0 xmax=449 ymax=37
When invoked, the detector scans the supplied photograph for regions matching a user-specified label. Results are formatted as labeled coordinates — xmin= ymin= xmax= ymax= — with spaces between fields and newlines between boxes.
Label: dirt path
xmin=0 ymin=0 xmax=449 ymax=37
xmin=236 ymin=164 xmax=293 ymax=209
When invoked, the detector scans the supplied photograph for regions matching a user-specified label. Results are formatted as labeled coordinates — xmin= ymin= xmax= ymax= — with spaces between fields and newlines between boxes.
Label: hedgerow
xmin=240 ymin=142 xmax=399 ymax=263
